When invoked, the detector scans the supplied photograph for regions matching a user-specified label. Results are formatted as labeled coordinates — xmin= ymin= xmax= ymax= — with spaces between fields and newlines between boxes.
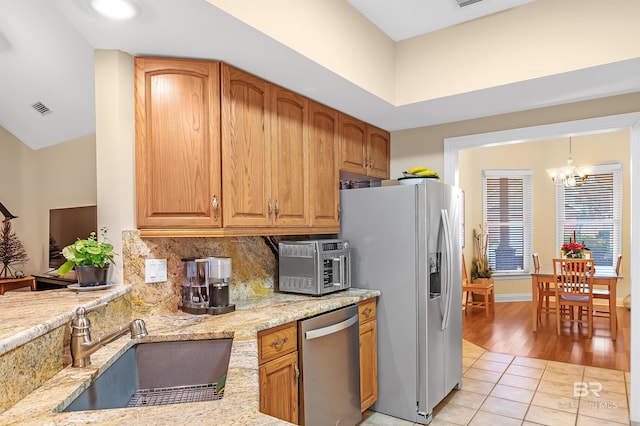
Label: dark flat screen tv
xmin=49 ymin=205 xmax=97 ymax=270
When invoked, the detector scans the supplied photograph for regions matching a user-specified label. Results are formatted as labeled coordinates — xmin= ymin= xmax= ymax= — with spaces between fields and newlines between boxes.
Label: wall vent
xmin=31 ymin=101 xmax=52 ymax=115
xmin=456 ymin=0 xmax=483 ymax=7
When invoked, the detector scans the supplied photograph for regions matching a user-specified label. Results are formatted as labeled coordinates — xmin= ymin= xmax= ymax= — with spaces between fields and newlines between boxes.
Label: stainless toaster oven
xmin=278 ymin=239 xmax=351 ymax=295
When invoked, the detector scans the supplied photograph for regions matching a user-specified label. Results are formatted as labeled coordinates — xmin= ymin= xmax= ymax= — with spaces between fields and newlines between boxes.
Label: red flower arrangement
xmin=561 ymin=241 xmax=584 ymax=258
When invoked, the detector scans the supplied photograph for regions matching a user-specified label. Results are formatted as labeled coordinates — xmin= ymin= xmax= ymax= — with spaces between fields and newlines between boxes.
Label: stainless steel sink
xmin=63 ymin=338 xmax=232 ymax=412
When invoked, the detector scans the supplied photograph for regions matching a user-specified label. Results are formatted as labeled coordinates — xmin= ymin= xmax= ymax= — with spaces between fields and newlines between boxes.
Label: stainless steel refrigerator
xmin=339 ymin=180 xmax=462 ymax=424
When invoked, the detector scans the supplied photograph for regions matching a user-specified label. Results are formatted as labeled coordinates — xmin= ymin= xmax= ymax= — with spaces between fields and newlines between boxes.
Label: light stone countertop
xmin=0 ymin=288 xmax=380 ymax=425
xmin=0 ymin=284 xmax=130 ymax=356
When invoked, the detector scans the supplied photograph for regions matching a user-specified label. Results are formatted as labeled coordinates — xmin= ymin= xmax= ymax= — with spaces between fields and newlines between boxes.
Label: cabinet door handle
xmin=269 ymin=337 xmax=288 ymax=348
xmin=268 ymin=199 xmax=273 ymax=218
xmin=362 ymin=307 xmax=372 ymax=316
xmin=294 ymin=360 xmax=300 ymax=381
xmin=212 ymin=195 xmax=219 ymax=220
xmin=274 ymin=200 xmax=280 ymax=218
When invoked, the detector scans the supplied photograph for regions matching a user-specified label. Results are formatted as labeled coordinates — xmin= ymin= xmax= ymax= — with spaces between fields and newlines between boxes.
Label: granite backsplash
xmin=122 ymin=230 xmax=296 ymax=317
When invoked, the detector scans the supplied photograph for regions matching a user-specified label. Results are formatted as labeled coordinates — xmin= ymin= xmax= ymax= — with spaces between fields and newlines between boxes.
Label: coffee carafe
xmin=180 ymin=258 xmax=210 ymax=315
xmin=207 ymin=257 xmax=235 ymax=315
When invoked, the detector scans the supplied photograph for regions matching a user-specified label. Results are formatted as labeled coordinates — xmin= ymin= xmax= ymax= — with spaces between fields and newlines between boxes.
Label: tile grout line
xmin=466 ymin=350 xmax=632 ymax=426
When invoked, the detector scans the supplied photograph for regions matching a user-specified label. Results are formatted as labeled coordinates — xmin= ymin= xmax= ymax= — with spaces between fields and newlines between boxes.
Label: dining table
xmin=531 ymin=265 xmax=619 ymax=340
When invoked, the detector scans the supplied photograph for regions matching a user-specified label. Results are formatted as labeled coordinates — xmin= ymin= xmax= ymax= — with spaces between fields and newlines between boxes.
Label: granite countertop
xmin=0 ymin=288 xmax=380 ymax=425
xmin=0 ymin=284 xmax=130 ymax=356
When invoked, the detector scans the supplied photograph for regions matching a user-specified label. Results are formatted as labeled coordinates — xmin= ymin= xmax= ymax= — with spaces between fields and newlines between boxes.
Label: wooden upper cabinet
xmin=135 ymin=57 xmax=221 ymax=228
xmin=339 ymin=114 xmax=368 ymax=176
xmin=270 ymin=86 xmax=309 ymax=227
xmin=309 ymin=101 xmax=340 ymax=227
xmin=339 ymin=113 xmax=390 ymax=179
xmin=221 ymin=64 xmax=272 ymax=227
xmin=366 ymin=125 xmax=391 ymax=179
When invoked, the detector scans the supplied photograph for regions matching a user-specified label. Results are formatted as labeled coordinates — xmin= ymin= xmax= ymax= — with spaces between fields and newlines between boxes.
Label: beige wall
xmin=210 ymin=0 xmax=640 ymax=106
xmin=458 ymin=131 xmax=630 ymax=299
xmin=208 ymin=0 xmax=396 ymax=102
xmin=0 ymin=127 xmax=30 ymax=274
xmin=94 ymin=50 xmax=136 ymax=283
xmin=395 ymin=0 xmax=640 ymax=104
xmin=0 ymin=128 xmax=96 ymax=275
xmin=390 ymin=91 xmax=640 ymax=181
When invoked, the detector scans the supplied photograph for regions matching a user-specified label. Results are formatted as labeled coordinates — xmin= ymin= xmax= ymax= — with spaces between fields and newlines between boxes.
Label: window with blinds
xmin=482 ymin=170 xmax=533 ymax=275
xmin=555 ymin=163 xmax=622 ymax=274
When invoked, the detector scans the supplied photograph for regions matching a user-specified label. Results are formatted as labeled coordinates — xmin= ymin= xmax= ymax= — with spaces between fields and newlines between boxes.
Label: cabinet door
xmin=359 ymin=319 xmax=378 ymax=412
xmin=271 ymin=86 xmax=309 ymax=227
xmin=221 ymin=64 xmax=272 ymax=227
xmin=367 ymin=125 xmax=390 ymax=179
xmin=135 ymin=57 xmax=221 ymax=228
xmin=339 ymin=113 xmax=368 ymax=175
xmin=259 ymin=351 xmax=299 ymax=424
xmin=309 ymin=101 xmax=340 ymax=227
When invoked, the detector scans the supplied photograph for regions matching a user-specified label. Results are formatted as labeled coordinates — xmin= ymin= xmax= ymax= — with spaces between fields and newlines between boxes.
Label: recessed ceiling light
xmin=90 ymin=0 xmax=138 ymax=20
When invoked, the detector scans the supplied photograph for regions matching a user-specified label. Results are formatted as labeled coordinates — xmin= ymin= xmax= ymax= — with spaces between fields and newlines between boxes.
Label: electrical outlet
xmin=145 ymin=259 xmax=167 ymax=283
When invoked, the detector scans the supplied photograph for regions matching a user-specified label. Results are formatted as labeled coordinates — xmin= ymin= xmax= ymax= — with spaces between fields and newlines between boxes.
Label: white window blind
xmin=555 ymin=163 xmax=622 ymax=274
xmin=483 ymin=170 xmax=534 ymax=275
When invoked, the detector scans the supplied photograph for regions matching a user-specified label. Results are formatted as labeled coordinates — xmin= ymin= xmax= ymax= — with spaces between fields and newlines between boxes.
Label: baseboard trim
xmin=494 ymin=293 xmax=627 ymax=307
xmin=495 ymin=293 xmax=531 ymax=302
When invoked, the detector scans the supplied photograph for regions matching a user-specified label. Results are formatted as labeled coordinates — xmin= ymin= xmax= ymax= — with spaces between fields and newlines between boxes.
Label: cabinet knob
xmin=212 ymin=195 xmax=219 ymax=220
xmin=274 ymin=200 xmax=280 ymax=218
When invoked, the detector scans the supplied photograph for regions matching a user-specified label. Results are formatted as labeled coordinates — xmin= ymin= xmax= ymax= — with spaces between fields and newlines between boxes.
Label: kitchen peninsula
xmin=0 ymin=285 xmax=379 ymax=424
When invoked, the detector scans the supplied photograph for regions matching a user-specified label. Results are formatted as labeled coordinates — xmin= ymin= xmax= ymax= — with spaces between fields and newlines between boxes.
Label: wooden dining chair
xmin=592 ymin=254 xmax=622 ymax=320
xmin=533 ymin=253 xmax=555 ymax=318
xmin=553 ymin=258 xmax=595 ymax=338
xmin=462 ymin=254 xmax=494 ymax=317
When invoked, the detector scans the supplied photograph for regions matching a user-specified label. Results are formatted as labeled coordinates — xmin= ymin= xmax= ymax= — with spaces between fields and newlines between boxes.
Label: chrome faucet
xmin=70 ymin=305 xmax=148 ymax=368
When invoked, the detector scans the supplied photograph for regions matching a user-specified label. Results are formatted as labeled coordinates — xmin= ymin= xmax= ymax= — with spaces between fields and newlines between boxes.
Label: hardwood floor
xmin=462 ymin=301 xmax=631 ymax=371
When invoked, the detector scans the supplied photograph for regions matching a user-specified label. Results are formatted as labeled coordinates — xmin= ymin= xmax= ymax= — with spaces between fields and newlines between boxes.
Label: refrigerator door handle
xmin=441 ymin=209 xmax=453 ymax=331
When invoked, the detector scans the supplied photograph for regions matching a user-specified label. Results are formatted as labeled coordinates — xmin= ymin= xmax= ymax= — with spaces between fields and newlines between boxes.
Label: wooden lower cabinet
xmin=258 ymin=322 xmax=299 ymax=424
xmin=358 ymin=299 xmax=378 ymax=412
xmin=257 ymin=301 xmax=378 ymax=422
xmin=259 ymin=351 xmax=299 ymax=424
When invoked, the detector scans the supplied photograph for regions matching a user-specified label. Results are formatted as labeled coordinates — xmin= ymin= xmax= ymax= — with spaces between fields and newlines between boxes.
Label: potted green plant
xmin=56 ymin=228 xmax=115 ymax=287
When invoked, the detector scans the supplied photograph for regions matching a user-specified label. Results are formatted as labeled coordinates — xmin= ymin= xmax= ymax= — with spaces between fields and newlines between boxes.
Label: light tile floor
xmin=358 ymin=340 xmax=631 ymax=426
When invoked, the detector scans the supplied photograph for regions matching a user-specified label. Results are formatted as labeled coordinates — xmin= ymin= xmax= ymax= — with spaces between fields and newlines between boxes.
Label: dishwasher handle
xmin=304 ymin=314 xmax=358 ymax=341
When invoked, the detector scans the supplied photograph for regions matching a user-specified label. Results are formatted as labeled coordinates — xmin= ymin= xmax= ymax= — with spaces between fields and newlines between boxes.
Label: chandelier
xmin=546 ymin=138 xmax=592 ymax=187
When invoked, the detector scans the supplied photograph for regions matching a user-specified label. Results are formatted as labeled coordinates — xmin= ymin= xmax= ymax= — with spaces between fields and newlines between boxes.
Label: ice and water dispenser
xmin=180 ymin=257 xmax=236 ymax=315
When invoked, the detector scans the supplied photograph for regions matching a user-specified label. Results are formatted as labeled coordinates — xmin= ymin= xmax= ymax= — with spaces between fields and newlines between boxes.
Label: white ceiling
xmin=1 ymin=0 xmax=639 ymax=150
xmin=345 ymin=0 xmax=536 ymax=41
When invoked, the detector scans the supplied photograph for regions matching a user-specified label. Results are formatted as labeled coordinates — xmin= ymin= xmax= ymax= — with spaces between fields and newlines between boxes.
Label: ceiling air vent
xmin=31 ymin=101 xmax=52 ymax=116
xmin=456 ymin=0 xmax=483 ymax=7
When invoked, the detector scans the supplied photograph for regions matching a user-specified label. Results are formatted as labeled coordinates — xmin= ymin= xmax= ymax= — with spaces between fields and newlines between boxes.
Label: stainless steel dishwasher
xmin=298 ymin=304 xmax=361 ymax=426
